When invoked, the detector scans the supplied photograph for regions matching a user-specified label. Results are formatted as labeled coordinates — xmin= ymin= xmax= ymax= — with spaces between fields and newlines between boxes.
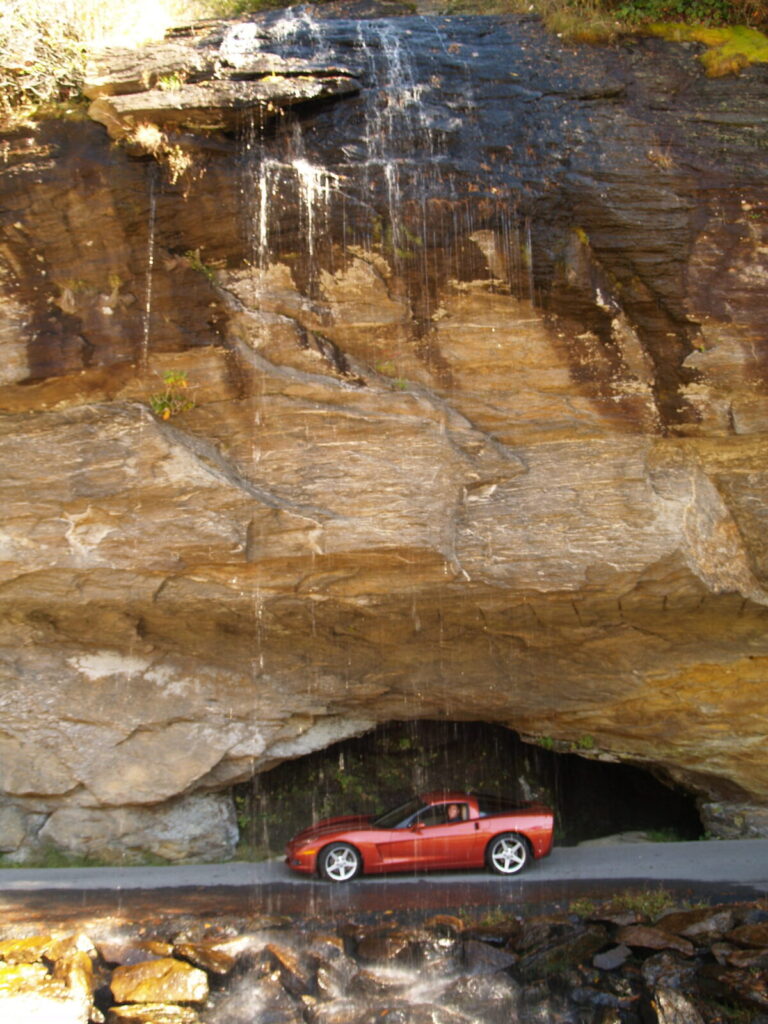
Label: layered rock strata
xmin=1 ymin=5 xmax=767 ymax=858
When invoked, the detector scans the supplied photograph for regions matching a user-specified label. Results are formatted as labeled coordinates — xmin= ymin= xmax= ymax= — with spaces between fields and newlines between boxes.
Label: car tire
xmin=318 ymin=842 xmax=362 ymax=882
xmin=486 ymin=832 xmax=530 ymax=875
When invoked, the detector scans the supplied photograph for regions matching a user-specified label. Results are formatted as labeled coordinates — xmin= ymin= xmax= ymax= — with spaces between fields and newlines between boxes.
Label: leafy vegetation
xmin=445 ymin=0 xmax=765 ymax=26
xmin=0 ymin=0 xmax=177 ymax=127
xmin=614 ymin=0 xmax=763 ymax=23
xmin=574 ymin=734 xmax=595 ymax=750
xmin=645 ymin=825 xmax=689 ymax=842
xmin=149 ymin=369 xmax=195 ymax=420
xmin=646 ymin=21 xmax=768 ymax=75
xmin=0 ymin=842 xmax=172 ymax=868
xmin=157 ymin=72 xmax=186 ymax=92
xmin=184 ymin=248 xmax=220 ymax=284
xmin=569 ymin=896 xmax=599 ymax=916
xmin=613 ymin=885 xmax=676 ymax=920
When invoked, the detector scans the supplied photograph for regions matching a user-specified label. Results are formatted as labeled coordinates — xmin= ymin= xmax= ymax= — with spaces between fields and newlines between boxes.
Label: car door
xmin=373 ymin=802 xmax=477 ymax=871
xmin=414 ymin=803 xmax=477 ymax=869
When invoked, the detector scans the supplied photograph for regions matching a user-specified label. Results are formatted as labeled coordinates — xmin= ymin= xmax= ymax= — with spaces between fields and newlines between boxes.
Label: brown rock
xmin=726 ymin=947 xmax=768 ymax=969
xmin=212 ymin=973 xmax=301 ymax=1023
xmin=107 ymin=1006 xmax=200 ymax=1024
xmin=726 ymin=922 xmax=768 ymax=948
xmin=424 ymin=915 xmax=466 ymax=935
xmin=308 ymin=998 xmax=366 ymax=1024
xmin=355 ymin=931 xmax=414 ymax=963
xmin=349 ymin=966 xmax=412 ymax=998
xmin=652 ymin=986 xmax=705 ymax=1024
xmin=462 ymin=939 xmax=517 ymax=975
xmin=0 ymin=961 xmax=91 ymax=1023
xmin=53 ymin=949 xmax=94 ymax=1001
xmin=110 ymin=959 xmax=209 ymax=1005
xmin=0 ymin=936 xmax=54 ymax=964
xmin=699 ymin=803 xmax=768 ymax=840
xmin=593 ymin=945 xmax=632 ymax=971
xmin=709 ymin=942 xmax=733 ymax=966
xmin=641 ymin=951 xmax=698 ymax=990
xmin=88 ymin=77 xmax=359 ymax=140
xmin=0 ymin=962 xmax=51 ymax=992
xmin=97 ymin=941 xmax=171 ymax=967
xmin=264 ymin=943 xmax=312 ymax=996
xmin=308 ymin=937 xmax=356 ymax=1000
xmin=463 ymin=919 xmax=522 ymax=949
xmin=656 ymin=907 xmax=735 ymax=942
xmin=442 ymin=972 xmax=521 ymax=1017
xmin=616 ymin=927 xmax=694 ymax=957
xmin=173 ymin=942 xmax=235 ymax=976
xmin=516 ymin=925 xmax=609 ymax=982
xmin=515 ymin=915 xmax=564 ymax=953
xmin=699 ymin=964 xmax=768 ymax=1012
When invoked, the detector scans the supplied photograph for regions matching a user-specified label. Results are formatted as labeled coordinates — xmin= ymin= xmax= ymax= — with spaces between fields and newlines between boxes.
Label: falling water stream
xmin=214 ymin=14 xmax=592 ymax=1020
xmin=140 ymin=162 xmax=159 ymax=371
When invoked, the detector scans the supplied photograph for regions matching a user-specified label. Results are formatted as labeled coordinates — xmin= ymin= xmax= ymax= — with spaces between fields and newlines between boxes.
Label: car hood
xmin=288 ymin=814 xmax=373 ymax=845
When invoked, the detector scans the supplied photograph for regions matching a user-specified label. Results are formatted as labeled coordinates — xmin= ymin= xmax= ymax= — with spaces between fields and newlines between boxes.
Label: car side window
xmin=414 ymin=803 xmax=469 ymax=827
xmin=445 ymin=803 xmax=469 ymax=823
xmin=414 ymin=805 xmax=446 ymax=828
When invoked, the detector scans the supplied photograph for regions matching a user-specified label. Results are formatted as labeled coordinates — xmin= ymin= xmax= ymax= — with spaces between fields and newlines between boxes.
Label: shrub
xmin=613 ymin=0 xmax=751 ymax=25
xmin=0 ymin=0 xmax=177 ymax=126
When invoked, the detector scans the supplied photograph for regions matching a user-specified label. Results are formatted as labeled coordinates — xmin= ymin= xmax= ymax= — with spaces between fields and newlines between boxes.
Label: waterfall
xmin=231 ymin=11 xmax=452 ymax=290
xmin=140 ymin=162 xmax=158 ymax=370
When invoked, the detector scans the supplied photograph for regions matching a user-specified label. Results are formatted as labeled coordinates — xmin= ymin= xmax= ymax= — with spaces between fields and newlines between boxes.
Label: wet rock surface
xmin=110 ymin=957 xmax=210 ymax=1004
xmin=1 ymin=896 xmax=767 ymax=1023
xmin=1 ymin=1 xmax=768 ymax=859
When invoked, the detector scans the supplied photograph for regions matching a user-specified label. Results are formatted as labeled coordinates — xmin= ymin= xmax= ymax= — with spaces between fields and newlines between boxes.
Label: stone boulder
xmin=110 ymin=959 xmax=209 ymax=1004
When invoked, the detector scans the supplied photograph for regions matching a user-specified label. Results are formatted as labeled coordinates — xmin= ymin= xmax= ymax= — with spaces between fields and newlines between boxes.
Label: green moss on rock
xmin=647 ymin=22 xmax=768 ymax=75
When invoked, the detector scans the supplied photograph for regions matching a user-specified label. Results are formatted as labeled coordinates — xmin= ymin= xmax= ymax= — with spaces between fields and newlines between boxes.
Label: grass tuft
xmin=614 ymin=885 xmax=676 ymax=920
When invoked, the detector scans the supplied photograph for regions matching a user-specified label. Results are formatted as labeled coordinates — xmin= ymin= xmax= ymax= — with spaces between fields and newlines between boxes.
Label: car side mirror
xmin=410 ymin=821 xmax=424 ymax=832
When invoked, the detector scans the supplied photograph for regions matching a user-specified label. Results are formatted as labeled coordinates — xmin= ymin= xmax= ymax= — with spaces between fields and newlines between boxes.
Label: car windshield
xmin=371 ymin=796 xmax=426 ymax=829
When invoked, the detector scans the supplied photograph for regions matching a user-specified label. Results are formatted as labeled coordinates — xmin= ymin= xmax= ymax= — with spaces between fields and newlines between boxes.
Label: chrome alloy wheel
xmin=320 ymin=842 xmax=361 ymax=882
xmin=488 ymin=833 xmax=529 ymax=875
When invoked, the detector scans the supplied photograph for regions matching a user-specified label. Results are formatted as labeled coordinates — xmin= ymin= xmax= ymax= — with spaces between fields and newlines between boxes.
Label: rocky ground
xmin=1 ymin=892 xmax=767 ymax=1023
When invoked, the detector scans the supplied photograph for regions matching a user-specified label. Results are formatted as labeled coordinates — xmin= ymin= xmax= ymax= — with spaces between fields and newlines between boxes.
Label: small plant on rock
xmin=615 ymin=885 xmax=675 ymax=920
xmin=157 ymin=72 xmax=185 ymax=92
xmin=149 ymin=369 xmax=195 ymax=421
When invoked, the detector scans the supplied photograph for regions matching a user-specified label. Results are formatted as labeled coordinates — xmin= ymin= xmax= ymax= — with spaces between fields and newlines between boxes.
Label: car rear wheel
xmin=486 ymin=832 xmax=529 ymax=875
xmin=318 ymin=842 xmax=361 ymax=882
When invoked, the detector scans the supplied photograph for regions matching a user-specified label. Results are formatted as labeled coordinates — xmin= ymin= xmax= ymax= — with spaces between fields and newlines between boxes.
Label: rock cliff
xmin=1 ymin=4 xmax=767 ymax=860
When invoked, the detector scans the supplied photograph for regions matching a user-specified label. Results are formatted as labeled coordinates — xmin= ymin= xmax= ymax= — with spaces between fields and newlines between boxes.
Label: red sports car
xmin=285 ymin=791 xmax=554 ymax=882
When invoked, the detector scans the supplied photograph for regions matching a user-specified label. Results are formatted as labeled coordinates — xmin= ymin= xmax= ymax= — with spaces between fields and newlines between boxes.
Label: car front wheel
xmin=318 ymin=842 xmax=362 ymax=882
xmin=486 ymin=832 xmax=530 ymax=875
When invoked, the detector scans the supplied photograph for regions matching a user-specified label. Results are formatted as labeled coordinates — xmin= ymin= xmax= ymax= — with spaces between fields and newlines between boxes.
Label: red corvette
xmin=285 ymin=791 xmax=554 ymax=882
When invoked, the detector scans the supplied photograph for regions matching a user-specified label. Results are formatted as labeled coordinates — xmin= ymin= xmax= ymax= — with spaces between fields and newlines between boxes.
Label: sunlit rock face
xmin=1 ymin=4 xmax=768 ymax=859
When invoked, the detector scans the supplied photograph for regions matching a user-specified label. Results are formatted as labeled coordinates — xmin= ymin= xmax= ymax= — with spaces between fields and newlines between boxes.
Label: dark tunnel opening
xmin=233 ymin=720 xmax=702 ymax=858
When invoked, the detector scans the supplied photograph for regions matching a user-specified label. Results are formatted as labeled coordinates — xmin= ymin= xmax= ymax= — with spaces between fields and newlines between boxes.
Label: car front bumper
xmin=285 ymin=851 xmax=316 ymax=874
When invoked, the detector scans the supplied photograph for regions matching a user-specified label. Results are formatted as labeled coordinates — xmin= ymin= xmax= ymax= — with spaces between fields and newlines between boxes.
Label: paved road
xmin=1 ymin=839 xmax=766 ymax=893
